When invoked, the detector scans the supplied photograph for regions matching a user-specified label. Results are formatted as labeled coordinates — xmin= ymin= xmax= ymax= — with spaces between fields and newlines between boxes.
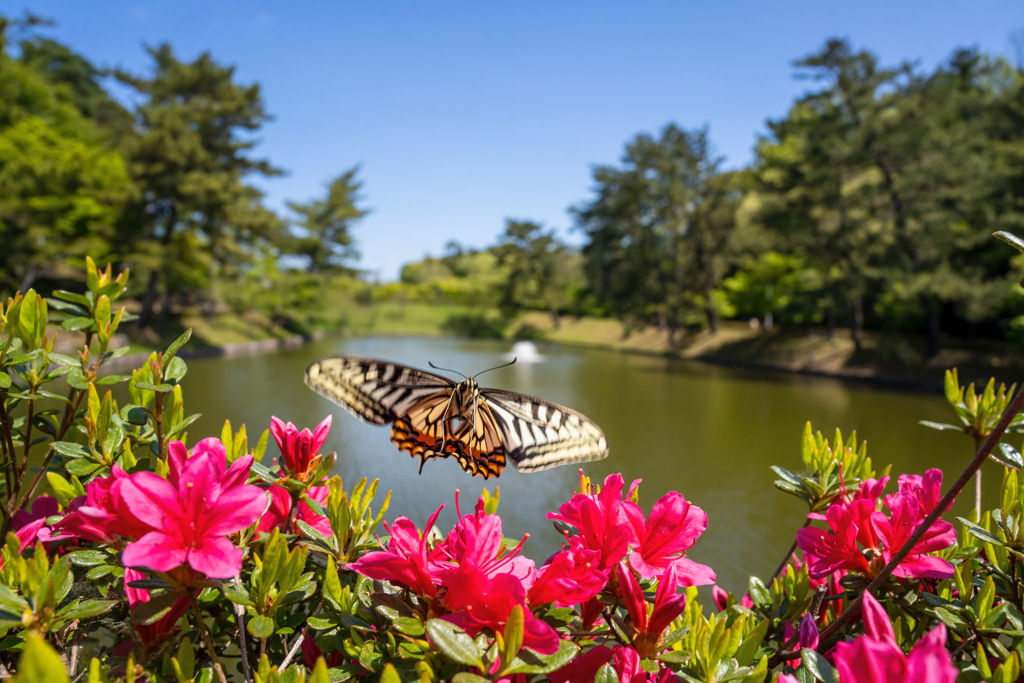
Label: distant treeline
xmin=2 ymin=13 xmax=1023 ymax=353
xmin=402 ymin=41 xmax=1024 ymax=356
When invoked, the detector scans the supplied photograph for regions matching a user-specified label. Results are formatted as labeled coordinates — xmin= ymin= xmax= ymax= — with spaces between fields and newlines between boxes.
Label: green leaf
xmin=131 ymin=590 xmax=182 ymax=625
xmin=65 ymin=460 xmax=101 ymax=477
xmin=57 ymin=599 xmax=116 ymax=621
xmin=120 ymin=405 xmax=149 ymax=426
xmin=46 ymin=472 xmax=77 ymax=508
xmin=50 ymin=441 xmax=90 ymax=459
xmin=452 ymin=675 xmax=490 ymax=683
xmin=162 ymin=329 xmax=193 ymax=371
xmin=995 ymin=231 xmax=1024 ymax=253
xmin=13 ymin=633 xmax=69 ymax=683
xmin=165 ymin=356 xmax=188 ymax=383
xmin=379 ymin=664 xmax=402 ymax=683
xmin=248 ymin=615 xmax=275 ymax=639
xmin=95 ymin=374 xmax=131 ymax=385
xmin=993 ymin=443 xmax=1024 ymax=470
xmin=503 ymin=604 xmax=525 ymax=664
xmin=595 ymin=663 xmax=617 ymax=683
xmin=68 ymin=550 xmax=109 ymax=567
xmin=801 ymin=649 xmax=836 ymax=683
xmin=61 ymin=317 xmax=94 ymax=331
xmin=748 ymin=577 xmax=771 ymax=610
xmin=393 ymin=617 xmax=425 ymax=636
xmin=165 ymin=413 xmax=202 ymax=439
xmin=46 ymin=353 xmax=80 ymax=367
xmin=425 ymin=619 xmax=485 ymax=669
xmin=503 ymin=639 xmax=578 ymax=675
xmin=0 ymin=373 xmax=9 ymax=389
xmin=221 ymin=585 xmax=254 ymax=606
xmin=957 ymin=518 xmax=1006 ymax=547
xmin=918 ymin=421 xmax=963 ymax=432
xmin=134 ymin=382 xmax=174 ymax=393
xmin=52 ymin=290 xmax=91 ymax=307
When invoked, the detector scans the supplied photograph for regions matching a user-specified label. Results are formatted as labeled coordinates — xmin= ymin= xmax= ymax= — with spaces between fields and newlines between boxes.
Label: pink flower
xmin=873 ymin=488 xmax=955 ymax=580
xmin=348 ymin=505 xmax=446 ymax=599
xmin=527 ymin=541 xmax=608 ymax=607
xmin=439 ymin=562 xmax=560 ymax=655
xmin=548 ymin=474 xmax=640 ymax=569
xmin=547 ymin=646 xmax=616 ymax=683
xmin=301 ymin=632 xmax=344 ymax=669
xmin=440 ymin=495 xmax=534 ymax=583
xmin=119 ymin=452 xmax=268 ymax=579
xmin=797 ymin=505 xmax=872 ymax=577
xmin=53 ymin=466 xmax=152 ymax=544
xmin=833 ymin=592 xmax=956 ymax=683
xmin=618 ymin=561 xmax=688 ymax=659
xmin=257 ymin=485 xmax=332 ymax=537
xmin=271 ymin=415 xmax=332 ymax=478
xmin=124 ymin=568 xmax=189 ymax=647
xmin=796 ymin=470 xmax=955 ymax=581
xmin=12 ymin=496 xmax=59 ymax=547
xmin=624 ymin=490 xmax=715 ymax=586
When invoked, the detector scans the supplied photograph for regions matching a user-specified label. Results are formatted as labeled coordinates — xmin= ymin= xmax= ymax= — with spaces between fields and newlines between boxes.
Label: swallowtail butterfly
xmin=304 ymin=355 xmax=609 ymax=479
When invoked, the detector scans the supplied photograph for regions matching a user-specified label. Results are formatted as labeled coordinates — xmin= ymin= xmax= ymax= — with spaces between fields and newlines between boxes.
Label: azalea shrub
xmin=2 ymin=257 xmax=1024 ymax=683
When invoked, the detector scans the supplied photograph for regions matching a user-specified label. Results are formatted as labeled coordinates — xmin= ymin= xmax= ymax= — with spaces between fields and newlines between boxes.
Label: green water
xmin=179 ymin=335 xmax=991 ymax=591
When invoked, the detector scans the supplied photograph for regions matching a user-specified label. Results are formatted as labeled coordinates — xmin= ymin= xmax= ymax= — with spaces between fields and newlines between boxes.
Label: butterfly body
xmin=304 ymin=355 xmax=609 ymax=478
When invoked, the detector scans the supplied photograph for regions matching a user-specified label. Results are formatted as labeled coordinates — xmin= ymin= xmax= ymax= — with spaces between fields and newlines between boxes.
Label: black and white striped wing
xmin=304 ymin=356 xmax=455 ymax=425
xmin=480 ymin=389 xmax=609 ymax=472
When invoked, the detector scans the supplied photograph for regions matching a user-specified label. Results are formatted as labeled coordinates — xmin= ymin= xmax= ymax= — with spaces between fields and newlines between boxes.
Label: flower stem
xmin=190 ymin=593 xmax=229 ymax=683
xmin=279 ymin=598 xmax=324 ymax=670
xmin=769 ymin=517 xmax=812 ymax=583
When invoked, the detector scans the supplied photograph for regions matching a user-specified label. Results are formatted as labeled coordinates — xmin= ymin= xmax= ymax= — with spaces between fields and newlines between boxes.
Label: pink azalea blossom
xmin=527 ymin=540 xmax=608 ymax=607
xmin=12 ymin=496 xmax=59 ymax=547
xmin=124 ymin=568 xmax=189 ymax=647
xmin=440 ymin=495 xmax=534 ymax=583
xmin=547 ymin=646 xmax=616 ymax=683
xmin=833 ymin=592 xmax=957 ymax=683
xmin=548 ymin=473 xmax=640 ymax=570
xmin=119 ymin=451 xmax=268 ymax=579
xmin=271 ymin=415 xmax=332 ymax=478
xmin=618 ymin=561 xmax=689 ymax=659
xmin=257 ymin=485 xmax=331 ymax=536
xmin=624 ymin=490 xmax=715 ymax=585
xmin=348 ymin=505 xmax=447 ymax=598
xmin=53 ymin=465 xmax=152 ymax=545
xmin=439 ymin=562 xmax=559 ymax=655
xmin=301 ymin=632 xmax=344 ymax=669
xmin=796 ymin=470 xmax=954 ymax=581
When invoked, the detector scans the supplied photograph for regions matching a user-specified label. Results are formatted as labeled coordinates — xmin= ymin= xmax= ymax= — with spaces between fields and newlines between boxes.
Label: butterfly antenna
xmin=472 ymin=357 xmax=517 ymax=380
xmin=428 ymin=361 xmax=468 ymax=380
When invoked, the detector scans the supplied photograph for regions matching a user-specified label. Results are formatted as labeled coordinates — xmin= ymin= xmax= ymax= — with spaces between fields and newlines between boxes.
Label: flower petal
xmin=122 ymin=532 xmax=188 ymax=572
xmin=188 ymin=534 xmax=244 ymax=578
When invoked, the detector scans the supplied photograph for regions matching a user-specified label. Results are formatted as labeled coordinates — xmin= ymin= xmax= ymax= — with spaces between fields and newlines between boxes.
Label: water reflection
xmin=178 ymin=335 xmax=987 ymax=591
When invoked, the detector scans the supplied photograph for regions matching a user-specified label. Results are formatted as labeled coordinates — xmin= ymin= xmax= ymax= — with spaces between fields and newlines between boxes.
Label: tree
xmin=492 ymin=219 xmax=575 ymax=326
xmin=0 ymin=17 xmax=130 ymax=292
xmin=574 ymin=124 xmax=734 ymax=341
xmin=286 ymin=167 xmax=368 ymax=274
xmin=114 ymin=44 xmax=283 ymax=324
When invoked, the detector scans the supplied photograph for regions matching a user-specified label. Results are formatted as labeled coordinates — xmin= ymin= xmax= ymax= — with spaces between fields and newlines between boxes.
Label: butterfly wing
xmin=304 ymin=355 xmax=455 ymax=425
xmin=479 ymin=389 xmax=609 ymax=472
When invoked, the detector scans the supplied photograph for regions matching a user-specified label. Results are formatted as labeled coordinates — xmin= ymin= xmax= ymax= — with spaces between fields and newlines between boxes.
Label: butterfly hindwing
xmin=480 ymin=389 xmax=609 ymax=472
xmin=304 ymin=356 xmax=455 ymax=425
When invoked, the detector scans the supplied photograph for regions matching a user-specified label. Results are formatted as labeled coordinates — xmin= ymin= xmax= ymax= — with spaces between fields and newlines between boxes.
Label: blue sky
xmin=18 ymin=1 xmax=1023 ymax=279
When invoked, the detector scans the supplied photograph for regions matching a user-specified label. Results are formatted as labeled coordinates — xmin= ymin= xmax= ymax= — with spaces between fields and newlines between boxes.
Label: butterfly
xmin=304 ymin=355 xmax=609 ymax=479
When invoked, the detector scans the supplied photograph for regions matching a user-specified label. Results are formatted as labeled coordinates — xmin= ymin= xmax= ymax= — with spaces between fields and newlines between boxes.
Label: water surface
xmin=180 ymin=335 xmax=990 ymax=591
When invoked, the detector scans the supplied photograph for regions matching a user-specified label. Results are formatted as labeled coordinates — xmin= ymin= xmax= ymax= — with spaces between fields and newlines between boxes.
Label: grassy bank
xmin=53 ymin=300 xmax=1023 ymax=390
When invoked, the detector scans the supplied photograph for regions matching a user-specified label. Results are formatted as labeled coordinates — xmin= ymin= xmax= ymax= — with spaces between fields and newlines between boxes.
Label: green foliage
xmin=286 ymin=167 xmax=369 ymax=274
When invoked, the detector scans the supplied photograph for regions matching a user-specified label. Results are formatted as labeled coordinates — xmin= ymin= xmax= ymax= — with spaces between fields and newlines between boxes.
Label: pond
xmin=179 ymin=334 xmax=990 ymax=592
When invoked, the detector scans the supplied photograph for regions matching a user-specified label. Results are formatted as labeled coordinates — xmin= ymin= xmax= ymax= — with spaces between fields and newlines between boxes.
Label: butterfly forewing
xmin=480 ymin=389 xmax=609 ymax=472
xmin=304 ymin=356 xmax=455 ymax=425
